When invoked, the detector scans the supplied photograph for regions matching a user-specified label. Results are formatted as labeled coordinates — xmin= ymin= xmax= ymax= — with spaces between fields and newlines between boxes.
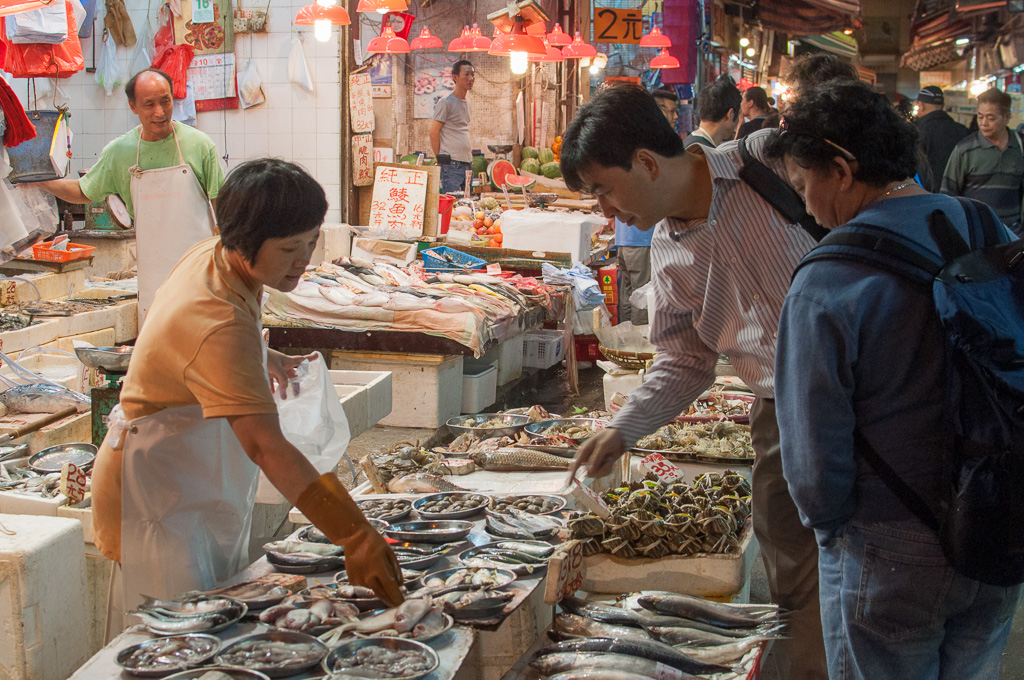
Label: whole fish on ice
xmin=0 ymin=384 xmax=90 ymax=417
xmin=387 ymin=472 xmax=468 ymax=494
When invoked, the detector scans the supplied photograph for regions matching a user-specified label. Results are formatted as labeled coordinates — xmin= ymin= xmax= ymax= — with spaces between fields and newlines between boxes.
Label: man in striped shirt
xmin=562 ymin=84 xmax=823 ymax=679
xmin=941 ymin=87 xmax=1024 ymax=236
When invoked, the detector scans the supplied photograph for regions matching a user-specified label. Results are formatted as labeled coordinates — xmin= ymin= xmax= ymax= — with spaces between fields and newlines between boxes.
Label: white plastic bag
xmin=173 ymin=81 xmax=197 ymax=126
xmin=288 ymin=36 xmax=314 ymax=93
xmin=255 ymin=353 xmax=351 ymax=504
xmin=95 ymin=34 xmax=124 ymax=96
xmin=6 ymin=2 xmax=68 ymax=44
xmin=127 ymin=10 xmax=154 ymax=78
xmin=236 ymin=59 xmax=265 ymax=109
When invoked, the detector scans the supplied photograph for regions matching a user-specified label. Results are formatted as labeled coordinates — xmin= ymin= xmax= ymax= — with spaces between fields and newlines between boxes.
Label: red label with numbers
xmin=641 ymin=453 xmax=685 ymax=483
xmin=60 ymin=462 xmax=88 ymax=504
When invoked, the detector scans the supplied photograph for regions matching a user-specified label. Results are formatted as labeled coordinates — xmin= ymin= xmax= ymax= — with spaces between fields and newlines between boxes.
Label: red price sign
xmin=59 ymin=462 xmax=88 ymax=504
xmin=544 ymin=540 xmax=584 ymax=605
xmin=641 ymin=453 xmax=685 ymax=483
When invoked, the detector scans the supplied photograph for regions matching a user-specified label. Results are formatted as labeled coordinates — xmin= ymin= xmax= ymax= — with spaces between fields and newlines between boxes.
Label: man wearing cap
xmin=914 ymin=86 xmax=968 ymax=192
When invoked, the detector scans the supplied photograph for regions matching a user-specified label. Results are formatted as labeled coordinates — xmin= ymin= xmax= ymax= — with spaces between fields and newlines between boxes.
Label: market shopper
xmin=735 ymin=86 xmax=771 ymax=139
xmin=915 ymin=86 xmax=969 ymax=192
xmin=682 ymin=77 xmax=742 ymax=149
xmin=90 ymin=159 xmax=403 ymax=614
xmin=782 ymin=53 xmax=858 ymax=101
xmin=941 ymin=87 xmax=1024 ymax=236
xmin=431 ymin=60 xmax=475 ymax=194
xmin=652 ymin=86 xmax=680 ymax=129
xmin=766 ymin=80 xmax=1021 ymax=680
xmin=562 ymin=83 xmax=824 ymax=680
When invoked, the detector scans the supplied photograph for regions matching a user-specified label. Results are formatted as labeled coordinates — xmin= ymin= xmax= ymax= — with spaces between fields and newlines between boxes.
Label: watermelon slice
xmin=488 ymin=159 xmax=516 ymax=190
xmin=504 ymin=174 xmax=537 ymax=193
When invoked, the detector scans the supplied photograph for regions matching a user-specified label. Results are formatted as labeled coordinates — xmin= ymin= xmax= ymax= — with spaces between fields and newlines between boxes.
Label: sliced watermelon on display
xmin=504 ymin=174 xmax=537 ymax=193
xmin=488 ymin=159 xmax=516 ymax=189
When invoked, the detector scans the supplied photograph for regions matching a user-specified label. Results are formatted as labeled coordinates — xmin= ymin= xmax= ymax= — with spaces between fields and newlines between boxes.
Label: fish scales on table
xmin=470 ymin=447 xmax=571 ymax=471
xmin=534 ymin=637 xmax=731 ymax=676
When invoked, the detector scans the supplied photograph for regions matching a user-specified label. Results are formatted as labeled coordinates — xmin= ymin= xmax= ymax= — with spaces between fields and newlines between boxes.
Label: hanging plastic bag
xmin=152 ymin=43 xmax=193 ymax=98
xmin=126 ymin=8 xmax=154 ymax=76
xmin=173 ymin=80 xmax=197 ymax=126
xmin=255 ymin=353 xmax=352 ymax=504
xmin=1 ymin=2 xmax=85 ymax=78
xmin=288 ymin=36 xmax=313 ymax=93
xmin=236 ymin=59 xmax=265 ymax=109
xmin=5 ymin=2 xmax=69 ymax=44
xmin=0 ymin=181 xmax=56 ymax=264
xmin=95 ymin=31 xmax=124 ymax=96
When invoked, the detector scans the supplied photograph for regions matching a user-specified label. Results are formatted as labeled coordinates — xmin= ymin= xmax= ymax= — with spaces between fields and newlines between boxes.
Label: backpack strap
xmin=794 ymin=225 xmax=942 ymax=287
xmin=736 ymin=137 xmax=829 ymax=242
xmin=854 ymin=430 xmax=941 ymax=533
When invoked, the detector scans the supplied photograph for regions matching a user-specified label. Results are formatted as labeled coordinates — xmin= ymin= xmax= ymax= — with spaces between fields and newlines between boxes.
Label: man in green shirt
xmin=37 ymin=69 xmax=224 ymax=219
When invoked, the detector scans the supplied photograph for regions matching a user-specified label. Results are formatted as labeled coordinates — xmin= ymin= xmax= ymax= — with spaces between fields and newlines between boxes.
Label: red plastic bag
xmin=151 ymin=43 xmax=194 ymax=99
xmin=0 ymin=1 xmax=84 ymax=78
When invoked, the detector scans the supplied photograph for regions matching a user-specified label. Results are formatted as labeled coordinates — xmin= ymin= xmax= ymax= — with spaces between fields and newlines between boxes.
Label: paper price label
xmin=570 ymin=477 xmax=611 ymax=518
xmin=59 ymin=462 xmax=88 ymax=504
xmin=486 ymin=263 xmax=502 ymax=275
xmin=654 ymin=662 xmax=683 ymax=680
xmin=192 ymin=0 xmax=215 ymax=23
xmin=641 ymin=453 xmax=685 ymax=483
xmin=544 ymin=539 xmax=584 ymax=605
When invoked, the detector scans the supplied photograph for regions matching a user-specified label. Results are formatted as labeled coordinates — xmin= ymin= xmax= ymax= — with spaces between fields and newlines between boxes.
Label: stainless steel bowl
xmin=28 ymin=443 xmax=97 ymax=473
xmin=216 ymin=631 xmax=327 ymax=679
xmin=322 ymin=636 xmax=440 ymax=680
xmin=412 ymin=492 xmax=491 ymax=520
xmin=415 ymin=566 xmax=517 ymax=592
xmin=74 ymin=345 xmax=132 ymax=371
xmin=384 ymin=520 xmax=474 ymax=544
xmin=524 ymin=418 xmax=607 ymax=442
xmin=115 ymin=634 xmax=221 ymax=677
xmin=164 ymin=668 xmax=270 ymax=680
xmin=458 ymin=544 xmax=548 ymax=577
xmin=446 ymin=413 xmax=531 ymax=439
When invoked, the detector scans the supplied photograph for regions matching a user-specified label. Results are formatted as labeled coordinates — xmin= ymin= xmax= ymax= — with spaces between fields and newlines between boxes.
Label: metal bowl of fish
xmin=307 ymin=582 xmax=389 ymax=613
xmin=263 ymin=539 xmax=345 ymax=574
xmin=484 ymin=508 xmax=564 ymax=541
xmin=388 ymin=542 xmax=457 ymax=570
xmin=332 ymin=602 xmax=455 ymax=644
xmin=524 ymin=418 xmax=607 ymax=443
xmin=357 ymin=498 xmax=413 ymax=522
xmin=132 ymin=595 xmax=248 ymax=636
xmin=322 ymin=637 xmax=440 ymax=680
xmin=205 ymin=581 xmax=291 ymax=611
xmin=215 ymin=631 xmax=327 ymax=678
xmin=458 ymin=543 xmax=549 ymax=577
xmin=74 ymin=345 xmax=133 ymax=372
xmin=415 ymin=566 xmax=517 ymax=593
xmin=115 ymin=634 xmax=222 ymax=677
xmin=438 ymin=588 xmax=517 ymax=621
xmin=412 ymin=491 xmax=491 ymax=520
xmin=28 ymin=443 xmax=97 ymax=473
xmin=259 ymin=590 xmax=362 ymax=635
xmin=384 ymin=520 xmax=475 ymax=544
xmin=489 ymin=494 xmax=566 ymax=516
xmin=446 ymin=413 xmax=531 ymax=439
xmin=0 ymin=443 xmax=29 ymax=463
xmin=164 ymin=668 xmax=271 ymax=680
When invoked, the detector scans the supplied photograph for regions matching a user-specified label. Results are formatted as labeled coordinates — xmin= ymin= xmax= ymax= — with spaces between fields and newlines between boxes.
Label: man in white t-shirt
xmin=430 ymin=60 xmax=475 ymax=194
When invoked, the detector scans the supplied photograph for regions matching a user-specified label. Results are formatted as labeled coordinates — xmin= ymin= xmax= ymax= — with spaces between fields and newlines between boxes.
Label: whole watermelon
xmin=522 ymin=146 xmax=540 ymax=159
xmin=471 ymin=155 xmax=488 ymax=175
xmin=521 ymin=158 xmax=542 ymax=175
xmin=537 ymin=148 xmax=555 ymax=164
xmin=541 ymin=162 xmax=562 ymax=179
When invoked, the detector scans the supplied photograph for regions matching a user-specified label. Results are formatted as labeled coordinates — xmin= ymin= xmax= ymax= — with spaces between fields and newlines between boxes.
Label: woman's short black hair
xmin=560 ymin=83 xmax=684 ymax=192
xmin=217 ymin=159 xmax=327 ymax=262
xmin=764 ymin=81 xmax=918 ymax=188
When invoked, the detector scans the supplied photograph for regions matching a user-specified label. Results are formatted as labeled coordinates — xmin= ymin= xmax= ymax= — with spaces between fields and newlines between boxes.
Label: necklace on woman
xmin=881 ymin=180 xmax=914 ymax=199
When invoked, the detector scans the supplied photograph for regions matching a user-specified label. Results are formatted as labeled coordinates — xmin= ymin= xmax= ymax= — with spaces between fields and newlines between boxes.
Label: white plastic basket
xmin=523 ymin=330 xmax=565 ymax=369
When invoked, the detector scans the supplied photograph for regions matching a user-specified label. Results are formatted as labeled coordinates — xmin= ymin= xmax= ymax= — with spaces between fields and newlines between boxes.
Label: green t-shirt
xmin=79 ymin=122 xmax=225 ymax=219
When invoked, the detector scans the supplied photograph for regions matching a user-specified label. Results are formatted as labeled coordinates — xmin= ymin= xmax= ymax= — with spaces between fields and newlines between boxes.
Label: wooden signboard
xmin=544 ymin=539 xmax=584 ymax=605
xmin=357 ymin=163 xmax=440 ymax=236
xmin=352 ymin=134 xmax=374 ymax=186
xmin=368 ymin=165 xmax=429 ymax=239
xmin=350 ymin=73 xmax=374 ymax=134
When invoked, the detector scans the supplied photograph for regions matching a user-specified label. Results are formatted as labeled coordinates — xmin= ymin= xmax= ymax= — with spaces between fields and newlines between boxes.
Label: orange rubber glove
xmin=296 ymin=473 xmax=404 ymax=606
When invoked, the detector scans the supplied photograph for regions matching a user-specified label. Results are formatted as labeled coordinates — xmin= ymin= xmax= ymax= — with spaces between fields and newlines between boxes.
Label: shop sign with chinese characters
xmin=350 ymin=73 xmax=374 ymax=133
xmin=368 ymin=166 xmax=428 ymax=239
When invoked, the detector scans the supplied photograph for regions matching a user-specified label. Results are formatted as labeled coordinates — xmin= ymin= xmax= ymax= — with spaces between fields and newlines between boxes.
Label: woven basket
xmin=599 ymin=345 xmax=655 ymax=371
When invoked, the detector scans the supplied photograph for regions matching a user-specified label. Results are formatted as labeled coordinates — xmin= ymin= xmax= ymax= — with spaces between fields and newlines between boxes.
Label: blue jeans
xmin=440 ymin=160 xmax=472 ymax=194
xmin=819 ymin=519 xmax=1022 ymax=680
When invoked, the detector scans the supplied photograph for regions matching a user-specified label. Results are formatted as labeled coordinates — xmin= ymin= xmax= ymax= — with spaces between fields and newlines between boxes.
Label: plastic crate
xmin=575 ymin=334 xmax=603 ymax=362
xmin=32 ymin=240 xmax=95 ymax=263
xmin=523 ymin=330 xmax=565 ymax=369
xmin=422 ymin=245 xmax=488 ymax=272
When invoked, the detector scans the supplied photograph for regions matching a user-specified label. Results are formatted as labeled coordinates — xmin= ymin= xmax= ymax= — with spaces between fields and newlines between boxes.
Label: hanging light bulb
xmin=294 ymin=1 xmax=350 ymax=39
xmin=739 ymin=37 xmax=749 ymax=47
xmin=593 ymin=52 xmax=607 ymax=69
xmin=314 ymin=18 xmax=331 ymax=41
xmin=649 ymin=48 xmax=680 ymax=69
xmin=448 ymin=26 xmax=472 ymax=52
xmin=489 ymin=14 xmax=546 ymax=57
xmin=528 ymin=36 xmax=564 ymax=62
xmin=410 ymin=27 xmax=442 ymax=50
xmin=562 ymin=32 xmax=597 ymax=59
xmin=639 ymin=25 xmax=671 ymax=48
xmin=546 ymin=22 xmax=571 ymax=46
xmin=745 ymin=46 xmax=755 ymax=57
xmin=511 ymin=51 xmax=529 ymax=74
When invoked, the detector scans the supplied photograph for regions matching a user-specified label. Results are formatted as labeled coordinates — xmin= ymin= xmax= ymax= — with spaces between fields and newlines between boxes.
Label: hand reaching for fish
xmin=570 ymin=427 xmax=626 ymax=479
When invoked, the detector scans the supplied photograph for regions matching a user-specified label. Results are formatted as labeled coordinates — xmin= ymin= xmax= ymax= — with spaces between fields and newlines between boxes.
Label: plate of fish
xmin=205 ymin=581 xmax=291 ymax=611
xmin=388 ymin=542 xmax=457 ymax=570
xmin=524 ymin=418 xmax=607 ymax=443
xmin=514 ymin=435 xmax=579 ymax=457
xmin=132 ymin=595 xmax=247 ymax=636
xmin=322 ymin=637 xmax=439 ymax=680
xmin=446 ymin=413 xmax=531 ymax=438
xmin=164 ymin=668 xmax=271 ymax=680
xmin=357 ymin=498 xmax=413 ymax=522
xmin=384 ymin=520 xmax=474 ymax=544
xmin=412 ymin=491 xmax=491 ymax=519
xmin=258 ymin=592 xmax=360 ymax=634
xmin=439 ymin=589 xmax=517 ymax=621
xmin=634 ymin=421 xmax=755 ymax=463
xmin=28 ymin=443 xmax=97 ymax=473
xmin=490 ymin=494 xmax=566 ymax=515
xmin=485 ymin=507 xmax=563 ymax=541
xmin=306 ymin=583 xmax=389 ymax=613
xmin=263 ymin=540 xmax=345 ymax=574
xmin=215 ymin=631 xmax=327 ymax=678
xmin=458 ymin=543 xmax=549 ymax=576
xmin=500 ymin=405 xmax=562 ymax=422
xmin=677 ymin=392 xmax=755 ymax=424
xmin=415 ymin=566 xmax=516 ymax=593
xmin=296 ymin=520 xmax=385 ymax=545
xmin=318 ymin=597 xmax=453 ymax=646
xmin=115 ymin=634 xmax=221 ymax=677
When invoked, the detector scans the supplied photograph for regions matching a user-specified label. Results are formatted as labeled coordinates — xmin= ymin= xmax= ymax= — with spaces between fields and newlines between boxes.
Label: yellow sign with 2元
xmin=593 ymin=8 xmax=643 ymax=43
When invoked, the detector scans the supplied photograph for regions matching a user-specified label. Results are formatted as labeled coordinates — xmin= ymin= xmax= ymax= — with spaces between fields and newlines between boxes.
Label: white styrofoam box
xmin=351 ymin=237 xmax=418 ymax=267
xmin=331 ymin=351 xmax=463 ymax=429
xmin=500 ymin=211 xmax=605 ymax=262
xmin=0 ymin=351 xmax=99 ymax=394
xmin=0 ymin=270 xmax=87 ymax=306
xmin=0 ymin=319 xmax=61 ymax=355
xmin=481 ymin=335 xmax=524 ymax=386
xmin=523 ymin=330 xmax=565 ymax=369
xmin=328 ymin=369 xmax=393 ymax=438
xmin=57 ymin=498 xmax=94 ymax=544
xmin=318 ymin=224 xmax=353 ymax=264
xmin=0 ymin=514 xmax=91 ymax=680
xmin=602 ymin=370 xmax=644 ymax=410
xmin=0 ymin=490 xmax=68 ymax=516
xmin=461 ymin=360 xmax=497 ymax=414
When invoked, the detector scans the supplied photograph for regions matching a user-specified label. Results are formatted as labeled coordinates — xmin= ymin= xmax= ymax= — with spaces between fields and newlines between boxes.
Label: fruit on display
xmin=540 ymin=161 xmax=562 ymax=179
xmin=551 ymin=135 xmax=563 ymax=162
xmin=537 ymin=148 xmax=555 ymax=165
xmin=487 ymin=159 xmax=517 ymax=189
xmin=471 ymin=154 xmax=488 ymax=175
xmin=521 ymin=146 xmax=539 ymax=159
xmin=520 ymin=158 xmax=542 ymax=175
xmin=504 ymin=174 xmax=537 ymax=193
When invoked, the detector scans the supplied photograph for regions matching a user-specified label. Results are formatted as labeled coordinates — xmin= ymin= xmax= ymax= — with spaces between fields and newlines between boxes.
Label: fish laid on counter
xmin=206 ymin=581 xmax=289 ymax=604
xmin=319 ymin=596 xmax=447 ymax=646
xmin=0 ymin=468 xmax=63 ymax=497
xmin=555 ymin=613 xmax=654 ymax=643
xmin=470 ymin=447 xmax=571 ymax=471
xmin=0 ymin=383 xmax=90 ymax=416
xmin=387 ymin=472 xmax=468 ymax=494
xmin=530 ymin=652 xmax=695 ymax=680
xmin=258 ymin=594 xmax=359 ymax=632
xmin=485 ymin=511 xmax=562 ymax=541
xmin=637 ymin=594 xmax=778 ymax=630
xmin=534 ymin=637 xmax=731 ymax=676
xmin=132 ymin=595 xmax=245 ymax=634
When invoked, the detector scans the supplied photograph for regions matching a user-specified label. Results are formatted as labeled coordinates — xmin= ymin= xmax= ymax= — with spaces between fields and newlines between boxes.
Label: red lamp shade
xmin=448 ymin=25 xmax=472 ymax=51
xmin=562 ymin=32 xmax=597 ymax=59
xmin=489 ymin=14 xmax=546 ymax=56
xmin=639 ymin=25 xmax=671 ymax=48
xmin=367 ymin=25 xmax=410 ymax=53
xmin=410 ymin=27 xmax=442 ymax=50
xmin=528 ymin=36 xmax=563 ymax=62
xmin=356 ymin=0 xmax=407 ymax=12
xmin=649 ymin=48 xmax=680 ymax=69
xmin=294 ymin=3 xmax=350 ymax=26
xmin=546 ymin=23 xmax=571 ymax=46
xmin=462 ymin=23 xmax=492 ymax=52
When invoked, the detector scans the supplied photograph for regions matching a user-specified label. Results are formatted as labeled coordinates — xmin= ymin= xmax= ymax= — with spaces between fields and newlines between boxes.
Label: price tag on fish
xmin=641 ymin=453 xmax=685 ymax=484
xmin=59 ymin=462 xmax=88 ymax=504
xmin=544 ymin=539 xmax=584 ymax=605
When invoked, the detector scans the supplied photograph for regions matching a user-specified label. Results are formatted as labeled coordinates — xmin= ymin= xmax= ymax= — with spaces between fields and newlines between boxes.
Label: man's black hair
xmin=744 ymin=86 xmax=769 ymax=112
xmin=652 ymin=86 xmax=679 ymax=104
xmin=125 ymin=69 xmax=174 ymax=103
xmin=764 ymin=81 xmax=918 ymax=188
xmin=452 ymin=60 xmax=473 ymax=78
xmin=560 ymin=83 xmax=684 ymax=192
xmin=782 ymin=53 xmax=858 ymax=96
xmin=217 ymin=159 xmax=327 ymax=263
xmin=697 ymin=79 xmax=742 ymax=124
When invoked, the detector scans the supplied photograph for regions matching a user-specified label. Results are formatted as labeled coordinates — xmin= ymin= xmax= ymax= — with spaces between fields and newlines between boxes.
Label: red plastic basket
xmin=32 ymin=240 xmax=96 ymax=263
xmin=574 ymin=334 xmax=604 ymax=362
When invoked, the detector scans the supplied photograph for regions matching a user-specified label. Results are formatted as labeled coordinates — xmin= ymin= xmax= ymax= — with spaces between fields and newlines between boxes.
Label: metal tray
xmin=334 ymin=608 xmax=455 ymax=644
xmin=632 ymin=447 xmax=755 ymax=465
xmin=384 ymin=520 xmax=474 ymax=544
xmin=524 ymin=418 xmax=607 ymax=442
xmin=446 ymin=413 xmax=531 ymax=439
xmin=205 ymin=582 xmax=290 ymax=611
xmin=676 ymin=393 xmax=755 ymax=424
xmin=322 ymin=637 xmax=440 ymax=680
xmin=164 ymin=668 xmax=270 ymax=680
xmin=412 ymin=492 xmax=491 ymax=520
xmin=0 ymin=443 xmax=29 ymax=463
xmin=357 ymin=498 xmax=413 ymax=522
xmin=74 ymin=345 xmax=132 ymax=372
xmin=265 ymin=550 xmax=344 ymax=575
xmin=415 ymin=566 xmax=516 ymax=592
xmin=137 ymin=599 xmax=247 ymax=636
xmin=488 ymin=494 xmax=567 ymax=516
xmin=391 ymin=543 xmax=455 ymax=571
xmin=115 ymin=634 xmax=221 ymax=677
xmin=458 ymin=544 xmax=548 ymax=577
xmin=215 ymin=631 xmax=327 ymax=678
xmin=28 ymin=443 xmax=96 ymax=473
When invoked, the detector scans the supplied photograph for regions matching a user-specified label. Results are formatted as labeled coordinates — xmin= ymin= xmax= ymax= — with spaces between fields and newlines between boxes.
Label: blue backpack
xmin=795 ymin=197 xmax=1024 ymax=586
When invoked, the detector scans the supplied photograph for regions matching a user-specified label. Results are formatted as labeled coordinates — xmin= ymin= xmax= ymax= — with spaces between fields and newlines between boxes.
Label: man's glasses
xmin=779 ymin=116 xmax=857 ymax=162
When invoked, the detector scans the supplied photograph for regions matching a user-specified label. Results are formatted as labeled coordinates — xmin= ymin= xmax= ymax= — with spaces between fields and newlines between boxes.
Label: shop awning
xmin=755 ymin=0 xmax=861 ymax=35
xmin=800 ymin=30 xmax=859 ymax=57
xmin=0 ymin=0 xmax=56 ymax=17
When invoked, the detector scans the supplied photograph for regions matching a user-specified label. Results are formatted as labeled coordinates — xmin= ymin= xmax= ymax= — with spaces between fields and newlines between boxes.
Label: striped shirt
xmin=611 ymin=129 xmax=818 ymax=447
xmin=940 ymin=129 xmax=1024 ymax=229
